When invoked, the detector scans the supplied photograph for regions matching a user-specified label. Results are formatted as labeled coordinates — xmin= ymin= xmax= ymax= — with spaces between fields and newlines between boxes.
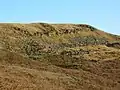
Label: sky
xmin=0 ymin=0 xmax=120 ymax=35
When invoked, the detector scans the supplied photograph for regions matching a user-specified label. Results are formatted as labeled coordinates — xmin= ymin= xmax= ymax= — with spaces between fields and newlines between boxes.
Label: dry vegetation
xmin=0 ymin=23 xmax=120 ymax=90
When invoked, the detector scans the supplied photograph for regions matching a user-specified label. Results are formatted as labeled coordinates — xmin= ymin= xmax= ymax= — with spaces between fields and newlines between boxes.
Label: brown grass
xmin=0 ymin=23 xmax=120 ymax=90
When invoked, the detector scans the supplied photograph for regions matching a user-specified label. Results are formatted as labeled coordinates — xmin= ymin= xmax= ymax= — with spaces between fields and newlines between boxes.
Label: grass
xmin=0 ymin=23 xmax=120 ymax=90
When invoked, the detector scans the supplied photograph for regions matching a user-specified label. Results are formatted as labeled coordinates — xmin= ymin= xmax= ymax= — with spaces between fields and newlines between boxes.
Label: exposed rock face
xmin=106 ymin=42 xmax=120 ymax=49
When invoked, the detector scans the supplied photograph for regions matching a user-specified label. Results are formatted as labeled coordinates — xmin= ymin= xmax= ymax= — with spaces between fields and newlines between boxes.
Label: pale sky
xmin=0 ymin=0 xmax=120 ymax=35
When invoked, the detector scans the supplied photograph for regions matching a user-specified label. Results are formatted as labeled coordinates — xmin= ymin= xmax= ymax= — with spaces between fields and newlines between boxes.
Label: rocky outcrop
xmin=106 ymin=42 xmax=120 ymax=49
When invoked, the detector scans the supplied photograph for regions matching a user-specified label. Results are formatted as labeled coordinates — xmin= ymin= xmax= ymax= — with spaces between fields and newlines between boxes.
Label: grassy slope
xmin=0 ymin=23 xmax=120 ymax=90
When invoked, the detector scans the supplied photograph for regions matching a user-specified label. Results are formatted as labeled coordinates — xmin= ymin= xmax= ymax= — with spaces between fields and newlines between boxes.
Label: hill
xmin=0 ymin=23 xmax=120 ymax=90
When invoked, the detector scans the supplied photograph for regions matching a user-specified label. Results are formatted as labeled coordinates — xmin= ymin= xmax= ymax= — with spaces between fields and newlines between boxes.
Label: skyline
xmin=0 ymin=0 xmax=120 ymax=35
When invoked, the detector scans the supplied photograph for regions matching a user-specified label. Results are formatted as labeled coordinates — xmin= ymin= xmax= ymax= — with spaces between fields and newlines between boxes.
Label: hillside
xmin=0 ymin=23 xmax=120 ymax=90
